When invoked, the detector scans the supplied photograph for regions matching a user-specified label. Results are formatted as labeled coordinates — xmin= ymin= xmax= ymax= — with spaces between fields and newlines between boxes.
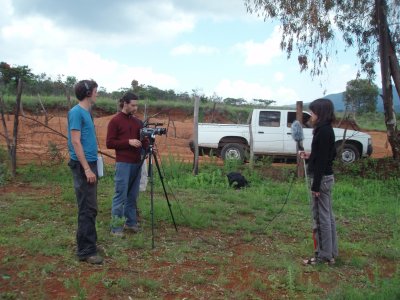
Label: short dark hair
xmin=309 ymin=98 xmax=336 ymax=125
xmin=119 ymin=91 xmax=138 ymax=109
xmin=75 ymin=79 xmax=98 ymax=101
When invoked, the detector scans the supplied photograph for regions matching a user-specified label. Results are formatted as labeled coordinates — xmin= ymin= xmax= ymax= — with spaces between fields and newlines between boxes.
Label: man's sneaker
xmin=124 ymin=224 xmax=140 ymax=233
xmin=79 ymin=254 xmax=103 ymax=265
xmin=110 ymin=230 xmax=125 ymax=238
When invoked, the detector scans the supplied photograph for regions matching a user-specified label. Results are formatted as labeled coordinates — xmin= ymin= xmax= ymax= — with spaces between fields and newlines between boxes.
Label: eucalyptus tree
xmin=244 ymin=0 xmax=400 ymax=159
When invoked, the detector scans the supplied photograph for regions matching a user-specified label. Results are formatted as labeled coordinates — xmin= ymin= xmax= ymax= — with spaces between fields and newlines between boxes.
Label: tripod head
xmin=140 ymin=123 xmax=167 ymax=142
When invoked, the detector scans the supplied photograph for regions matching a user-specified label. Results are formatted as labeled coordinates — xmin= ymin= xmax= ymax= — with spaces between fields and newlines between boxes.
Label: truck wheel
xmin=221 ymin=143 xmax=245 ymax=162
xmin=337 ymin=144 xmax=360 ymax=163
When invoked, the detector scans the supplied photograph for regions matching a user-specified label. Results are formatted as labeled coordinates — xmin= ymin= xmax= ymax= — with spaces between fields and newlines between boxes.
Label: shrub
xmin=0 ymin=146 xmax=11 ymax=186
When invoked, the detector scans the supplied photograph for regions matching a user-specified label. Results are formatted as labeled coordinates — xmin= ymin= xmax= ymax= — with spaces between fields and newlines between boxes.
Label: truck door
xmin=284 ymin=111 xmax=313 ymax=153
xmin=253 ymin=111 xmax=284 ymax=153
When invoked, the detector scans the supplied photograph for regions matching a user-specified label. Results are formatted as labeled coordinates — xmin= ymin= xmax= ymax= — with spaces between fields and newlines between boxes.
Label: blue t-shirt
xmin=67 ymin=104 xmax=98 ymax=162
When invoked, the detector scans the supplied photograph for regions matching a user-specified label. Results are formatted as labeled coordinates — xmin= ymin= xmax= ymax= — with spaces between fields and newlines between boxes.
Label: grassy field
xmin=0 ymin=157 xmax=399 ymax=299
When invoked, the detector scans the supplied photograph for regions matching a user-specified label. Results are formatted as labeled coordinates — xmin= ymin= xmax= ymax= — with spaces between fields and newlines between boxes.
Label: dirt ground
xmin=0 ymin=110 xmax=392 ymax=166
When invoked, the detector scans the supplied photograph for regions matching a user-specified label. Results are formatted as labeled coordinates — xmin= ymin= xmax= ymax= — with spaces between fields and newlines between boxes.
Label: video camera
xmin=140 ymin=123 xmax=167 ymax=140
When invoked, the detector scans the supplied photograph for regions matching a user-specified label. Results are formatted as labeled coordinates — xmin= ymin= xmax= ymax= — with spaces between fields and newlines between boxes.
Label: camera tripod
xmin=142 ymin=136 xmax=178 ymax=249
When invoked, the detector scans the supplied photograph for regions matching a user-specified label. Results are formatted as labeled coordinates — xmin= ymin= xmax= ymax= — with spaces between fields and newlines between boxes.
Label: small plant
xmin=252 ymin=277 xmax=267 ymax=292
xmin=110 ymin=216 xmax=126 ymax=229
xmin=64 ymin=278 xmax=87 ymax=300
xmin=182 ymin=271 xmax=207 ymax=284
xmin=0 ymin=146 xmax=11 ymax=186
xmin=286 ymin=265 xmax=296 ymax=297
xmin=47 ymin=141 xmax=64 ymax=164
xmin=254 ymin=155 xmax=273 ymax=167
xmin=129 ymin=232 xmax=146 ymax=249
xmin=0 ymin=292 xmax=18 ymax=300
xmin=136 ymin=277 xmax=161 ymax=292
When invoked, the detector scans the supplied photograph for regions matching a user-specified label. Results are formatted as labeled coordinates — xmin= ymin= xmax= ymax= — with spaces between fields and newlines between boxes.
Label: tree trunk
xmin=388 ymin=36 xmax=400 ymax=102
xmin=66 ymin=88 xmax=72 ymax=109
xmin=11 ymin=79 xmax=23 ymax=177
xmin=211 ymin=102 xmax=216 ymax=123
xmin=37 ymin=94 xmax=49 ymax=125
xmin=376 ymin=0 xmax=400 ymax=160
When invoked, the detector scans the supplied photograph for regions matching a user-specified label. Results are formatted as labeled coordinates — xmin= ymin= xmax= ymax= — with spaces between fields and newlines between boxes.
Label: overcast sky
xmin=0 ymin=0 xmax=373 ymax=105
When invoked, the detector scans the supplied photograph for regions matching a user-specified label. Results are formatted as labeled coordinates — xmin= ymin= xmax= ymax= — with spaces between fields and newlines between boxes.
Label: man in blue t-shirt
xmin=67 ymin=79 xmax=103 ymax=265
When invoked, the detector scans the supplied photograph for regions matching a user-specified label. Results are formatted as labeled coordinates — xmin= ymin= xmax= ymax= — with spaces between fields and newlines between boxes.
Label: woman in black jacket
xmin=301 ymin=98 xmax=338 ymax=265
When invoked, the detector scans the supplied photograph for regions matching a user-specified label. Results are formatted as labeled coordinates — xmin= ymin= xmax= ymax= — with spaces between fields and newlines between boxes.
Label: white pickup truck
xmin=191 ymin=109 xmax=373 ymax=163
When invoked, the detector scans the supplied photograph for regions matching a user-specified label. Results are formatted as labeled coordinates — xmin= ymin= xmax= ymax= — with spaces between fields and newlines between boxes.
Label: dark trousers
xmin=311 ymin=175 xmax=338 ymax=260
xmin=68 ymin=159 xmax=98 ymax=259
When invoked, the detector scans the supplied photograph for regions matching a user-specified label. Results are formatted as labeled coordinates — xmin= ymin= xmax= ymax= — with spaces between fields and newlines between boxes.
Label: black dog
xmin=226 ymin=172 xmax=249 ymax=189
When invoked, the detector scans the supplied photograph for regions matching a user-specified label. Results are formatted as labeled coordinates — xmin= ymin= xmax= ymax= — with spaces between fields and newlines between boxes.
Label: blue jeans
xmin=111 ymin=162 xmax=142 ymax=232
xmin=68 ymin=159 xmax=98 ymax=259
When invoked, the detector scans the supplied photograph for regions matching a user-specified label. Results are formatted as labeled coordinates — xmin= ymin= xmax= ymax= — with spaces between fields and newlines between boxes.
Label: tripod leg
xmin=148 ymin=150 xmax=155 ymax=249
xmin=153 ymin=153 xmax=178 ymax=232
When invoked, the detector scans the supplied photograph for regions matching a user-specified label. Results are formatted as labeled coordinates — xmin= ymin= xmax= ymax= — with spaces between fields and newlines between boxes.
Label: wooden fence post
xmin=192 ymin=96 xmax=200 ymax=175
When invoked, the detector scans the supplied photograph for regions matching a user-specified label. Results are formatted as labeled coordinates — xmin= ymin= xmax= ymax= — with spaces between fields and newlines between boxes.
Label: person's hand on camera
xmin=129 ymin=139 xmax=142 ymax=148
xmin=84 ymin=168 xmax=97 ymax=184
xmin=298 ymin=151 xmax=310 ymax=159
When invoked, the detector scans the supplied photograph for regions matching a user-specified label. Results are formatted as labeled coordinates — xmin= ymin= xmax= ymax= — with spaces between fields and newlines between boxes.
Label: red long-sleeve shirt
xmin=106 ymin=112 xmax=145 ymax=163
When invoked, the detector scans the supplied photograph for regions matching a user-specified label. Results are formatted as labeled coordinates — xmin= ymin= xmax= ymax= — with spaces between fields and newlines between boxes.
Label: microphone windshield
xmin=291 ymin=120 xmax=304 ymax=142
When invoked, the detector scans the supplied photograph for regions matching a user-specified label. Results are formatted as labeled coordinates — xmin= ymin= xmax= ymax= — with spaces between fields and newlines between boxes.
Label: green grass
xmin=0 ymin=160 xmax=399 ymax=299
xmin=354 ymin=112 xmax=389 ymax=131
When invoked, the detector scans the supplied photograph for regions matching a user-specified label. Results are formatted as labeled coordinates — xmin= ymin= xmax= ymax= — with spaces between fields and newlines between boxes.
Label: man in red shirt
xmin=106 ymin=92 xmax=146 ymax=236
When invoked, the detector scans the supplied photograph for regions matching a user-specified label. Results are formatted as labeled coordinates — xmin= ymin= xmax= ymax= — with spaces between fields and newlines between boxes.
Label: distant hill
xmin=291 ymin=87 xmax=400 ymax=112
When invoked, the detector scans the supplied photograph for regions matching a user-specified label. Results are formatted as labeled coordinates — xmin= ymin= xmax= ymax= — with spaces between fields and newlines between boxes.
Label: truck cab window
xmin=287 ymin=112 xmax=312 ymax=128
xmin=259 ymin=111 xmax=280 ymax=127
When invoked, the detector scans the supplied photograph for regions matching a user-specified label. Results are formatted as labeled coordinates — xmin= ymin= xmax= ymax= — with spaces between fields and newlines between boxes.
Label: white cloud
xmin=169 ymin=0 xmax=248 ymax=20
xmin=0 ymin=0 xmax=13 ymax=21
xmin=171 ymin=43 xmax=219 ymax=56
xmin=274 ymin=72 xmax=285 ymax=82
xmin=135 ymin=2 xmax=195 ymax=43
xmin=274 ymin=87 xmax=299 ymax=105
xmin=0 ymin=8 xmax=180 ymax=92
xmin=320 ymin=62 xmax=359 ymax=94
xmin=215 ymin=79 xmax=271 ymax=100
xmin=6 ymin=0 xmax=196 ymax=45
xmin=2 ymin=16 xmax=74 ymax=47
xmin=234 ymin=26 xmax=283 ymax=66
xmin=61 ymin=50 xmax=178 ymax=92
xmin=171 ymin=44 xmax=196 ymax=55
